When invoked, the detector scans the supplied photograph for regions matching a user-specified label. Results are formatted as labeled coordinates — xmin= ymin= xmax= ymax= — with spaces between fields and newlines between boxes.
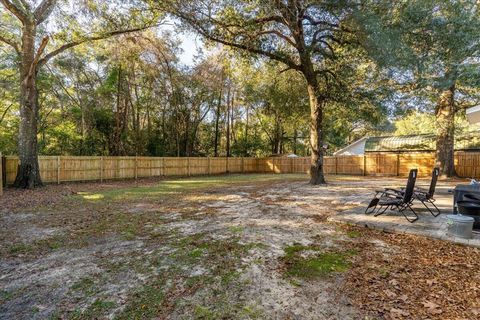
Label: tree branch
xmin=256 ymin=29 xmax=296 ymax=47
xmin=175 ymin=12 xmax=300 ymax=71
xmin=29 ymin=36 xmax=49 ymax=75
xmin=0 ymin=102 xmax=14 ymax=125
xmin=0 ymin=34 xmax=20 ymax=54
xmin=0 ymin=0 xmax=29 ymax=24
xmin=37 ymin=25 xmax=154 ymax=68
xmin=34 ymin=0 xmax=57 ymax=25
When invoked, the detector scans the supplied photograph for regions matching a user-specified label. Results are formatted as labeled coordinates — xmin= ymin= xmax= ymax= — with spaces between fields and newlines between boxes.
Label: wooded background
xmin=1 ymin=152 xmax=479 ymax=190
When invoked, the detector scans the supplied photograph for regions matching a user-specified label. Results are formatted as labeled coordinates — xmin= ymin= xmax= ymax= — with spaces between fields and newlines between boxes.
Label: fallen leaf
xmin=471 ymin=308 xmax=480 ymax=316
xmin=390 ymin=307 xmax=410 ymax=317
xmin=383 ymin=289 xmax=397 ymax=299
xmin=422 ymin=300 xmax=443 ymax=315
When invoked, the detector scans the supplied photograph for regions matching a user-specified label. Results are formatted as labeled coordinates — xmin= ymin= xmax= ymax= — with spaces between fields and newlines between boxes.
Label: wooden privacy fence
xmin=324 ymin=152 xmax=480 ymax=178
xmin=2 ymin=156 xmax=311 ymax=185
xmin=1 ymin=152 xmax=480 ymax=186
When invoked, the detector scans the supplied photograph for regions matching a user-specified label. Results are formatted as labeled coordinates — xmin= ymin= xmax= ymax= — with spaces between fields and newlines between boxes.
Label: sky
xmin=178 ymin=31 xmax=203 ymax=66
xmin=158 ymin=20 xmax=205 ymax=67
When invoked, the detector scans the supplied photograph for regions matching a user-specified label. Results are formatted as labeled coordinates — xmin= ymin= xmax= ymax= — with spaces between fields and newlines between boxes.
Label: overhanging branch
xmin=0 ymin=0 xmax=30 ymax=24
xmin=37 ymin=24 xmax=156 ymax=68
xmin=0 ymin=34 xmax=20 ymax=54
xmin=175 ymin=12 xmax=300 ymax=71
xmin=34 ymin=0 xmax=57 ymax=25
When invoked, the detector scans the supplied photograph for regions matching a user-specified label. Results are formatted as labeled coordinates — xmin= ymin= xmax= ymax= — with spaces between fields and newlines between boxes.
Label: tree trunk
xmin=245 ymin=105 xmax=249 ymax=156
xmin=435 ymin=84 xmax=456 ymax=177
xmin=293 ymin=128 xmax=298 ymax=155
xmin=14 ymin=23 xmax=43 ymax=188
xmin=226 ymin=86 xmax=231 ymax=157
xmin=306 ymin=76 xmax=326 ymax=185
xmin=214 ymin=88 xmax=222 ymax=157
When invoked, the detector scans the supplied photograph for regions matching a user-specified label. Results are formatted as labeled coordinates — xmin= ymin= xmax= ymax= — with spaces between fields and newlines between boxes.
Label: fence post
xmin=100 ymin=157 xmax=103 ymax=182
xmin=226 ymin=157 xmax=229 ymax=173
xmin=187 ymin=157 xmax=191 ymax=176
xmin=57 ymin=156 xmax=61 ymax=184
xmin=396 ymin=153 xmax=400 ymax=176
xmin=241 ymin=157 xmax=245 ymax=173
xmin=363 ymin=155 xmax=367 ymax=176
xmin=0 ymin=152 xmax=3 ymax=196
xmin=208 ymin=157 xmax=211 ymax=175
xmin=135 ymin=156 xmax=138 ymax=180
xmin=162 ymin=157 xmax=166 ymax=176
xmin=335 ymin=157 xmax=338 ymax=175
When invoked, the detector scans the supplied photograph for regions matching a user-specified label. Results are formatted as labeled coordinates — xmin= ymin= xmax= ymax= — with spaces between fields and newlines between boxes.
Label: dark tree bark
xmin=226 ymin=86 xmax=231 ymax=157
xmin=306 ymin=76 xmax=326 ymax=184
xmin=214 ymin=81 xmax=223 ymax=157
xmin=245 ymin=105 xmax=249 ymax=156
xmin=293 ymin=128 xmax=298 ymax=155
xmin=435 ymin=84 xmax=457 ymax=177
xmin=14 ymin=22 xmax=44 ymax=188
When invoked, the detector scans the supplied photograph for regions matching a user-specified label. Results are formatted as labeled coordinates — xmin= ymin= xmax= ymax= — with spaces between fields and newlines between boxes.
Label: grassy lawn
xmin=1 ymin=174 xmax=479 ymax=319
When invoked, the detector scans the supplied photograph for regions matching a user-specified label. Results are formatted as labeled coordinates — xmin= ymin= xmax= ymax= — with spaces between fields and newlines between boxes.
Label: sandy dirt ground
xmin=0 ymin=174 xmax=479 ymax=319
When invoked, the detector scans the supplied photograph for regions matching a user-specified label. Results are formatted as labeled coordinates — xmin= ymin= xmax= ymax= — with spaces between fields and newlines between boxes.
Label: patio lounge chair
xmin=365 ymin=169 xmax=419 ymax=223
xmin=376 ymin=167 xmax=441 ymax=217
xmin=412 ymin=167 xmax=440 ymax=217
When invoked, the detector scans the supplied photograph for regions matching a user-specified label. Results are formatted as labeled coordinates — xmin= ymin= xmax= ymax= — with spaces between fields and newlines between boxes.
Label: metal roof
xmin=364 ymin=132 xmax=480 ymax=152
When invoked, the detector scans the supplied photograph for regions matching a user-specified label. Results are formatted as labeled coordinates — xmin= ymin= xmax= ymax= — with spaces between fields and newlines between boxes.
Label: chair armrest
xmin=385 ymin=187 xmax=403 ymax=193
xmin=380 ymin=191 xmax=403 ymax=199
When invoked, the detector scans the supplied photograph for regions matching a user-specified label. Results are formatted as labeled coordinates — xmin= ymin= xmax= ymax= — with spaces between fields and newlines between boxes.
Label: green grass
xmin=71 ymin=277 xmax=97 ymax=296
xmin=0 ymin=290 xmax=13 ymax=302
xmin=8 ymin=236 xmax=65 ymax=256
xmin=116 ymin=280 xmax=166 ymax=320
xmin=346 ymin=230 xmax=361 ymax=238
xmin=70 ymin=299 xmax=116 ymax=320
xmin=228 ymin=226 xmax=245 ymax=233
xmin=8 ymin=243 xmax=33 ymax=254
xmin=282 ymin=244 xmax=355 ymax=279
xmin=194 ymin=305 xmax=217 ymax=319
xmin=77 ymin=174 xmax=305 ymax=202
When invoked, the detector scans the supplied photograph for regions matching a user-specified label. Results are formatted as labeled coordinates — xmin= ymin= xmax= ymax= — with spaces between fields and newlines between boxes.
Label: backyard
xmin=1 ymin=174 xmax=479 ymax=319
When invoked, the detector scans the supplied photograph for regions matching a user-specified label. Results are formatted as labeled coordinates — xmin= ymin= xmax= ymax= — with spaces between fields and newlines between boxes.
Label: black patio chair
xmin=378 ymin=167 xmax=441 ymax=217
xmin=411 ymin=167 xmax=441 ymax=217
xmin=365 ymin=169 xmax=419 ymax=223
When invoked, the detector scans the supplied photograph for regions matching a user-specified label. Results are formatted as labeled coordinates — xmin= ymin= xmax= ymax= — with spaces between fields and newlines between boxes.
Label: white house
xmin=333 ymin=137 xmax=368 ymax=156
xmin=467 ymin=106 xmax=480 ymax=124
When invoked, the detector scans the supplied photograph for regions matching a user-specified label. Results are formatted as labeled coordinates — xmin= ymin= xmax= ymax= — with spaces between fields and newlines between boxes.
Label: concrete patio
xmin=330 ymin=180 xmax=480 ymax=248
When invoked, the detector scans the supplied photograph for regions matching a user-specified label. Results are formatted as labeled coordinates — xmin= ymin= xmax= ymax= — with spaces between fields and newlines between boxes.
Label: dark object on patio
xmin=457 ymin=200 xmax=480 ymax=229
xmin=464 ymin=193 xmax=480 ymax=202
xmin=411 ymin=167 xmax=441 ymax=217
xmin=365 ymin=169 xmax=419 ymax=223
xmin=453 ymin=184 xmax=480 ymax=214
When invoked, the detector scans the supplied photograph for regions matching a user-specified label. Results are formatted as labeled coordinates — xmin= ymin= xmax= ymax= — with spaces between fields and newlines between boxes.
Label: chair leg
xmin=401 ymin=204 xmax=419 ymax=223
xmin=428 ymin=199 xmax=441 ymax=217
xmin=420 ymin=200 xmax=435 ymax=216
xmin=374 ymin=205 xmax=389 ymax=217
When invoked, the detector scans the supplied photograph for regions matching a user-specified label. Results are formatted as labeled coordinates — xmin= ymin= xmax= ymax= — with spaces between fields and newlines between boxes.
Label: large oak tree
xmin=0 ymin=0 xmax=159 ymax=188
xmin=161 ymin=0 xmax=358 ymax=184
